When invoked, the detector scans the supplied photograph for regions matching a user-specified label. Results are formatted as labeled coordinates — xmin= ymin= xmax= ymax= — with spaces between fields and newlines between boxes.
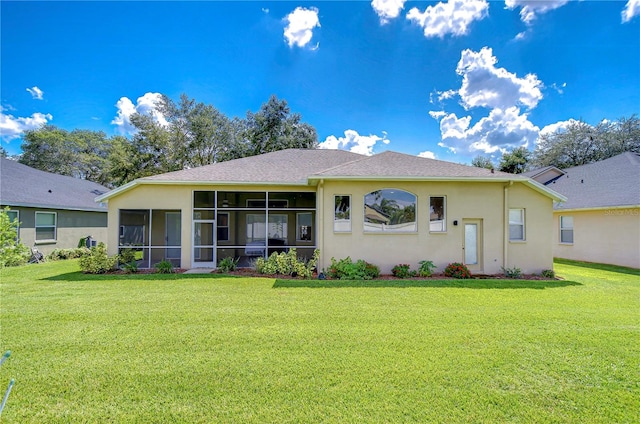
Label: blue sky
xmin=1 ymin=0 xmax=639 ymax=163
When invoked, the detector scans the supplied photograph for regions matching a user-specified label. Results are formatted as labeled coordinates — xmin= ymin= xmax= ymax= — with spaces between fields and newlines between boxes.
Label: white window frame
xmin=560 ymin=216 xmax=574 ymax=244
xmin=509 ymin=208 xmax=525 ymax=241
xmin=429 ymin=196 xmax=446 ymax=232
xmin=6 ymin=210 xmax=19 ymax=239
xmin=35 ymin=211 xmax=57 ymax=242
xmin=296 ymin=212 xmax=313 ymax=242
xmin=334 ymin=195 xmax=351 ymax=233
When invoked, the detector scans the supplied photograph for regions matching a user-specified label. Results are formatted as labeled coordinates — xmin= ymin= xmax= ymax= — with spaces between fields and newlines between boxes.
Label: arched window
xmin=364 ymin=189 xmax=417 ymax=232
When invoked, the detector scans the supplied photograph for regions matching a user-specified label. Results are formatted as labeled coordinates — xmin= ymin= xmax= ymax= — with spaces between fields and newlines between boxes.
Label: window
xmin=364 ymin=189 xmax=417 ymax=232
xmin=297 ymin=212 xmax=312 ymax=241
xmin=246 ymin=214 xmax=288 ymax=243
xmin=217 ymin=213 xmax=229 ymax=241
xmin=560 ymin=216 xmax=574 ymax=244
xmin=509 ymin=209 xmax=525 ymax=241
xmin=35 ymin=211 xmax=57 ymax=241
xmin=334 ymin=195 xmax=351 ymax=232
xmin=429 ymin=196 xmax=446 ymax=232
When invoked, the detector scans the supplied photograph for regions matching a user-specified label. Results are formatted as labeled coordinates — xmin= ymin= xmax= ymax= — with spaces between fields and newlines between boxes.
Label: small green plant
xmin=326 ymin=257 xmax=380 ymax=280
xmin=254 ymin=249 xmax=319 ymax=279
xmin=501 ymin=266 xmax=523 ymax=279
xmin=541 ymin=269 xmax=556 ymax=279
xmin=122 ymin=261 xmax=139 ymax=274
xmin=392 ymin=264 xmax=416 ymax=278
xmin=444 ymin=262 xmax=472 ymax=279
xmin=418 ymin=260 xmax=436 ymax=277
xmin=155 ymin=260 xmax=174 ymax=274
xmin=119 ymin=249 xmax=137 ymax=265
xmin=217 ymin=256 xmax=239 ymax=273
xmin=0 ymin=207 xmax=31 ymax=268
xmin=79 ymin=242 xmax=118 ymax=274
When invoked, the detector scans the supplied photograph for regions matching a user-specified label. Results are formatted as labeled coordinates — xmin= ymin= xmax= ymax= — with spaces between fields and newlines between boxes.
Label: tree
xmin=499 ymin=147 xmax=530 ymax=174
xmin=20 ymin=125 xmax=111 ymax=185
xmin=244 ymin=95 xmax=318 ymax=156
xmin=531 ymin=115 xmax=639 ymax=169
xmin=0 ymin=208 xmax=30 ymax=267
xmin=471 ymin=155 xmax=494 ymax=170
xmin=0 ymin=146 xmax=6 ymax=158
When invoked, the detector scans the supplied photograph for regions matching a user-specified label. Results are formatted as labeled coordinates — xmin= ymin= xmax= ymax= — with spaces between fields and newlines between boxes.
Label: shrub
xmin=444 ymin=262 xmax=472 ymax=279
xmin=155 ymin=260 xmax=174 ymax=274
xmin=79 ymin=243 xmax=118 ymax=274
xmin=392 ymin=264 xmax=415 ymax=279
xmin=119 ymin=249 xmax=137 ymax=265
xmin=217 ymin=256 xmax=239 ymax=273
xmin=122 ymin=261 xmax=139 ymax=274
xmin=327 ymin=257 xmax=380 ymax=280
xmin=418 ymin=260 xmax=436 ymax=277
xmin=501 ymin=266 xmax=523 ymax=279
xmin=0 ymin=207 xmax=31 ymax=268
xmin=47 ymin=247 xmax=90 ymax=261
xmin=254 ymin=249 xmax=319 ymax=279
xmin=541 ymin=269 xmax=556 ymax=279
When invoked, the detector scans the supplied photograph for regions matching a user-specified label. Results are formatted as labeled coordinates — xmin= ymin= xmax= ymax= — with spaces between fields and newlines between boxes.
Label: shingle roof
xmin=142 ymin=148 xmax=363 ymax=184
xmin=98 ymin=148 xmax=565 ymax=202
xmin=312 ymin=150 xmax=522 ymax=179
xmin=550 ymin=152 xmax=640 ymax=210
xmin=0 ymin=158 xmax=109 ymax=212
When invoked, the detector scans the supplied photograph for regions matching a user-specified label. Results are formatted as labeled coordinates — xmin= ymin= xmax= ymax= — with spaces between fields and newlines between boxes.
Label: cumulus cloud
xmin=456 ymin=47 xmax=543 ymax=110
xmin=622 ymin=0 xmax=640 ymax=22
xmin=371 ymin=0 xmax=406 ymax=24
xmin=284 ymin=7 xmax=320 ymax=48
xmin=538 ymin=118 xmax=579 ymax=138
xmin=0 ymin=110 xmax=52 ymax=141
xmin=111 ymin=92 xmax=168 ymax=135
xmin=505 ymin=0 xmax=569 ymax=24
xmin=26 ymin=86 xmax=44 ymax=100
xmin=431 ymin=107 xmax=539 ymax=154
xmin=418 ymin=150 xmax=436 ymax=159
xmin=407 ymin=0 xmax=488 ymax=38
xmin=319 ymin=129 xmax=390 ymax=156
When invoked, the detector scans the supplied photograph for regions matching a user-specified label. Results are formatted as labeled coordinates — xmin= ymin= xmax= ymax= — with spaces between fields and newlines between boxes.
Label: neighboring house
xmin=524 ymin=152 xmax=640 ymax=269
xmin=96 ymin=149 xmax=565 ymax=274
xmin=0 ymin=157 xmax=109 ymax=255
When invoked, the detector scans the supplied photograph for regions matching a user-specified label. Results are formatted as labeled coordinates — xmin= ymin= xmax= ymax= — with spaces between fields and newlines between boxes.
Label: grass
xmin=0 ymin=259 xmax=638 ymax=423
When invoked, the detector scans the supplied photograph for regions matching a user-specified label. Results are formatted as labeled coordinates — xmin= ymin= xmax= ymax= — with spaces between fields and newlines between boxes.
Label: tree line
xmin=472 ymin=115 xmax=639 ymax=173
xmin=14 ymin=94 xmax=318 ymax=188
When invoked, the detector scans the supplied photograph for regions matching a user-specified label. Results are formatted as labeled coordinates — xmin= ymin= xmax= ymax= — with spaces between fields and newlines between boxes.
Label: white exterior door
xmin=463 ymin=219 xmax=483 ymax=273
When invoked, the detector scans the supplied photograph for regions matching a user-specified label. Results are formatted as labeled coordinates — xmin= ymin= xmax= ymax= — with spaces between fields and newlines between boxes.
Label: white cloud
xmin=418 ymin=150 xmax=436 ymax=159
xmin=456 ymin=47 xmax=543 ymax=110
xmin=429 ymin=111 xmax=447 ymax=120
xmin=622 ymin=0 xmax=640 ymax=22
xmin=538 ymin=118 xmax=579 ymax=138
xmin=505 ymin=0 xmax=569 ymax=24
xmin=111 ymin=92 xmax=168 ymax=135
xmin=431 ymin=107 xmax=539 ymax=154
xmin=0 ymin=110 xmax=52 ymax=141
xmin=319 ymin=129 xmax=390 ymax=156
xmin=26 ymin=86 xmax=44 ymax=100
xmin=371 ymin=0 xmax=406 ymax=24
xmin=284 ymin=7 xmax=320 ymax=48
xmin=407 ymin=0 xmax=488 ymax=38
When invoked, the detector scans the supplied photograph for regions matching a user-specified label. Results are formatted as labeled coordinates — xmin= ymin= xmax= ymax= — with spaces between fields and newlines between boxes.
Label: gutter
xmin=503 ymin=181 xmax=513 ymax=269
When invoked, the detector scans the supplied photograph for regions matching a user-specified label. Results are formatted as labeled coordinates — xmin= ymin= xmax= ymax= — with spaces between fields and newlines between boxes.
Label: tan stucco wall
xmin=321 ymin=180 xmax=554 ymax=275
xmin=553 ymin=208 xmax=640 ymax=269
xmin=105 ymin=180 xmax=555 ymax=274
xmin=7 ymin=207 xmax=107 ymax=255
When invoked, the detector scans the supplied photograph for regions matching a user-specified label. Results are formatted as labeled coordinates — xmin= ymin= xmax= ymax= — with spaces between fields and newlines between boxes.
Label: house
xmin=524 ymin=152 xmax=640 ymax=269
xmin=96 ymin=149 xmax=566 ymax=274
xmin=0 ymin=157 xmax=109 ymax=255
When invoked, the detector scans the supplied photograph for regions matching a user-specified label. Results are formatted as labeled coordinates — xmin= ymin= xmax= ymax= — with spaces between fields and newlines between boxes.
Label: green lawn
xmin=0 ymin=260 xmax=638 ymax=423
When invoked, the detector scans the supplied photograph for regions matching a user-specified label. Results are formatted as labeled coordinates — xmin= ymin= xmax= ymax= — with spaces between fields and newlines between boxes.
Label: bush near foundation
xmin=79 ymin=243 xmax=118 ymax=274
xmin=444 ymin=262 xmax=472 ymax=279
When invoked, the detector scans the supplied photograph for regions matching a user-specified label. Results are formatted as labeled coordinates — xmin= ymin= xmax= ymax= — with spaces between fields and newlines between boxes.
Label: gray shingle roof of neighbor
xmin=0 ymin=157 xmax=109 ymax=212
xmin=98 ymin=148 xmax=566 ymax=202
xmin=549 ymin=152 xmax=640 ymax=210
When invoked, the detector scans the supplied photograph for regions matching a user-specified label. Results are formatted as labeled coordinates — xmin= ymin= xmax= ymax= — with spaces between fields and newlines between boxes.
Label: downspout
xmin=503 ymin=181 xmax=513 ymax=269
xmin=317 ymin=179 xmax=324 ymax=272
